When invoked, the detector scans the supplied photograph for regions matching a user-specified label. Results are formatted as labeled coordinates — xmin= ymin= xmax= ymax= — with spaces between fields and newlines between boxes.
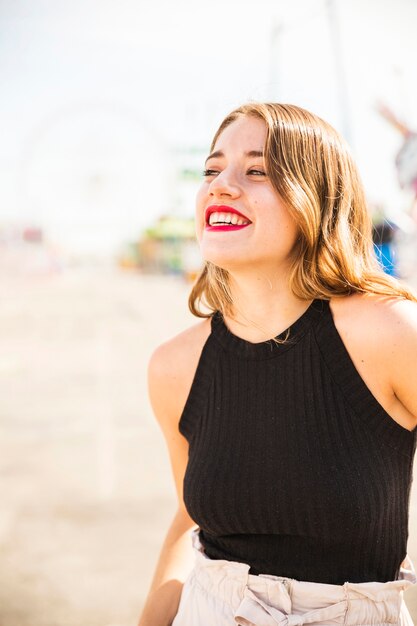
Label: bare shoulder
xmin=329 ymin=292 xmax=417 ymax=429
xmin=147 ymin=318 xmax=212 ymax=512
xmin=329 ymin=291 xmax=417 ymax=341
xmin=148 ymin=316 xmax=212 ymax=429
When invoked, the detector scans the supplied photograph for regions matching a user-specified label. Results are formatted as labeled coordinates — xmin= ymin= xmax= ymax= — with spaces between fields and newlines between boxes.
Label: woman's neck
xmin=223 ymin=268 xmax=313 ymax=343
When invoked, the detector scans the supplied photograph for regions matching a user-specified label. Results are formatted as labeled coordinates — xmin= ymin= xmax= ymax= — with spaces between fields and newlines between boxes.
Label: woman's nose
xmin=209 ymin=171 xmax=240 ymax=198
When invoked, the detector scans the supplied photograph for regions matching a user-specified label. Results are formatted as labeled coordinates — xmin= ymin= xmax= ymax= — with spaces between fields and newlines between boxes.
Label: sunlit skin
xmin=195 ymin=115 xmax=309 ymax=340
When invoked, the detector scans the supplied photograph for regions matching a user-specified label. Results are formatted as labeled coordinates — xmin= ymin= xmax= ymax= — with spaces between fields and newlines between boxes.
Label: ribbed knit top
xmin=179 ymin=299 xmax=417 ymax=585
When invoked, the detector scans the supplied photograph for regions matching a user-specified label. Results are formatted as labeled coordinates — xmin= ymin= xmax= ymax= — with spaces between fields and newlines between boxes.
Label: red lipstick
xmin=205 ymin=205 xmax=252 ymax=232
xmin=205 ymin=205 xmax=250 ymax=223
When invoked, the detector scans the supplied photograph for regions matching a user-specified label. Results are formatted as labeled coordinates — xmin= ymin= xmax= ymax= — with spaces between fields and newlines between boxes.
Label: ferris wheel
xmin=19 ymin=101 xmax=172 ymax=256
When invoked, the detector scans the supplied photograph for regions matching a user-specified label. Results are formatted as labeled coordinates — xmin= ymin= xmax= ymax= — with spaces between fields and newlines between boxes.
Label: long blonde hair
xmin=189 ymin=102 xmax=416 ymax=318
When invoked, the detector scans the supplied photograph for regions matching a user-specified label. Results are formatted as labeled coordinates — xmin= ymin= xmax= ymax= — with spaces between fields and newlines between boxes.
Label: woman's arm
xmin=384 ymin=298 xmax=417 ymax=426
xmin=138 ymin=320 xmax=211 ymax=626
xmin=138 ymin=507 xmax=196 ymax=626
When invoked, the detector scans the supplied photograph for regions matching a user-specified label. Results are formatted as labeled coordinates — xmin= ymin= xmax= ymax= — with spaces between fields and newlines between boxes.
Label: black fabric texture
xmin=179 ymin=299 xmax=417 ymax=584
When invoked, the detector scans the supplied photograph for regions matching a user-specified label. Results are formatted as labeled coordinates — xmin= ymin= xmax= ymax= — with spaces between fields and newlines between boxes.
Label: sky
xmin=1 ymin=0 xmax=417 ymax=254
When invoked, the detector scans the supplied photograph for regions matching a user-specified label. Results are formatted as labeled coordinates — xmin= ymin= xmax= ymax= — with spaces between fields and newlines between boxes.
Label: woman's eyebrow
xmin=205 ymin=149 xmax=264 ymax=165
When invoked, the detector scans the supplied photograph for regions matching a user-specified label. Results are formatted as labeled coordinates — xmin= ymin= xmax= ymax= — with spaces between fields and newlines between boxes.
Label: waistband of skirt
xmin=190 ymin=529 xmax=416 ymax=626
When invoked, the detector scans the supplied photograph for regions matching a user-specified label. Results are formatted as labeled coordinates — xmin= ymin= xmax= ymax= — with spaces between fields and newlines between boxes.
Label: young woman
xmin=138 ymin=103 xmax=417 ymax=626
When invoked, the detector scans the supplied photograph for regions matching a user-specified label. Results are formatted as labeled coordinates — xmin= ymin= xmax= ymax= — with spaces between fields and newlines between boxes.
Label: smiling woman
xmin=193 ymin=115 xmax=301 ymax=293
xmin=138 ymin=103 xmax=417 ymax=626
xmin=191 ymin=104 xmax=415 ymax=325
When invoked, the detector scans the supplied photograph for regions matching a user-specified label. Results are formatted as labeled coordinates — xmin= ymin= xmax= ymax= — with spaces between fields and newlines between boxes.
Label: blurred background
xmin=1 ymin=0 xmax=417 ymax=624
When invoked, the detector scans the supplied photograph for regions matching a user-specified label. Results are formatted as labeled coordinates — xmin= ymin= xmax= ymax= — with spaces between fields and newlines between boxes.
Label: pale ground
xmin=0 ymin=263 xmax=416 ymax=626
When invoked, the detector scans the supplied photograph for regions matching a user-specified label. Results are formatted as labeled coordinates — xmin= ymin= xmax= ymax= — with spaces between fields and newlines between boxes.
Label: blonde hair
xmin=189 ymin=102 xmax=416 ymax=319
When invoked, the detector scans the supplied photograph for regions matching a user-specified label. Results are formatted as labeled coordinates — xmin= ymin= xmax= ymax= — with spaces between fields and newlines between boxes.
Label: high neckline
xmin=210 ymin=299 xmax=327 ymax=360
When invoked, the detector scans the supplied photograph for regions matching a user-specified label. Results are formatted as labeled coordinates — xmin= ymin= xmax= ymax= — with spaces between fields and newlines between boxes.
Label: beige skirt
xmin=172 ymin=530 xmax=416 ymax=626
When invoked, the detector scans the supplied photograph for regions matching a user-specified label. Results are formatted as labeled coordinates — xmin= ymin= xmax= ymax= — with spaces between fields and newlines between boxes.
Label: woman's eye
xmin=248 ymin=169 xmax=266 ymax=176
xmin=202 ymin=168 xmax=266 ymax=177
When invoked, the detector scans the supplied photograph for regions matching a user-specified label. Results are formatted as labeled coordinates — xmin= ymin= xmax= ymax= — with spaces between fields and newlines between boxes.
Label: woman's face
xmin=195 ymin=115 xmax=299 ymax=274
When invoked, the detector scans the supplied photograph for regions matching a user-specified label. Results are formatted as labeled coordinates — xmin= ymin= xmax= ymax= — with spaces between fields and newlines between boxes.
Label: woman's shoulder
xmin=149 ymin=315 xmax=213 ymax=376
xmin=147 ymin=316 xmax=213 ymax=428
xmin=329 ymin=291 xmax=417 ymax=339
xmin=329 ymin=292 xmax=417 ymax=430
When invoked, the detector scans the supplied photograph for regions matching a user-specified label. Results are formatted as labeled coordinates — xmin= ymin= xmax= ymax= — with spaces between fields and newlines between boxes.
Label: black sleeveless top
xmin=179 ymin=299 xmax=416 ymax=584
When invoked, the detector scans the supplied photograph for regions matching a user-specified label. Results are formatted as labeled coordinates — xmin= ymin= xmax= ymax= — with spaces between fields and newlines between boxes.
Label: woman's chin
xmin=202 ymin=254 xmax=248 ymax=273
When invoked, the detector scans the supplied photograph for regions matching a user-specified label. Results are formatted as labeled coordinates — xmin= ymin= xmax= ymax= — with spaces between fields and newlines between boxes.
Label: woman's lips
xmin=205 ymin=223 xmax=251 ymax=232
xmin=205 ymin=205 xmax=251 ymax=225
xmin=204 ymin=204 xmax=252 ymax=231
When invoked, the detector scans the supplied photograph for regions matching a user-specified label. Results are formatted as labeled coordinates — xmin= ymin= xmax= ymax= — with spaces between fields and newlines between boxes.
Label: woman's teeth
xmin=208 ymin=212 xmax=250 ymax=226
